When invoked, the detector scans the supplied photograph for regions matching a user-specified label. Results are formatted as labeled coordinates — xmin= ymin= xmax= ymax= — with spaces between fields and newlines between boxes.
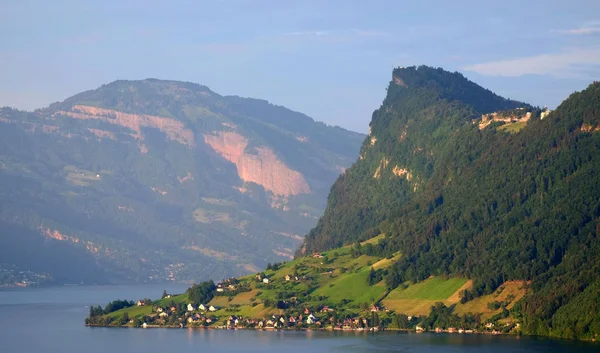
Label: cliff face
xmin=0 ymin=79 xmax=364 ymax=284
xmin=204 ymin=131 xmax=310 ymax=196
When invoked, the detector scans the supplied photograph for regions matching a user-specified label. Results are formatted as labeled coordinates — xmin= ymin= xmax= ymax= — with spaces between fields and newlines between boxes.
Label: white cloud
xmin=554 ymin=27 xmax=600 ymax=35
xmin=553 ymin=21 xmax=600 ymax=35
xmin=278 ymin=29 xmax=389 ymax=43
xmin=284 ymin=30 xmax=330 ymax=37
xmin=462 ymin=47 xmax=600 ymax=78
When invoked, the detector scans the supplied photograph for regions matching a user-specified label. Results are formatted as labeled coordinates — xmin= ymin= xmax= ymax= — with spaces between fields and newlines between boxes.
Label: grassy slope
xmin=104 ymin=235 xmax=526 ymax=323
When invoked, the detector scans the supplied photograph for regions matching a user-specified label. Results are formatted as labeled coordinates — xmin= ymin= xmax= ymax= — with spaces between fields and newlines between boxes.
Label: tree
xmin=122 ymin=312 xmax=129 ymax=325
xmin=367 ymin=267 xmax=376 ymax=286
xmin=162 ymin=290 xmax=168 ymax=299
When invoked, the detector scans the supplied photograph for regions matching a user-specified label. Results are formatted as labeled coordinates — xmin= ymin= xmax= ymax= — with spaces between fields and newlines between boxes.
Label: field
xmin=64 ymin=165 xmax=101 ymax=186
xmin=498 ymin=121 xmax=527 ymax=133
xmin=454 ymin=281 xmax=528 ymax=319
xmin=382 ymin=277 xmax=470 ymax=315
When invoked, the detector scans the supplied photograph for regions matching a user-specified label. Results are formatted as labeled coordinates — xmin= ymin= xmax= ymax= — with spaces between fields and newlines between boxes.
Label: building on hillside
xmin=262 ymin=278 xmax=270 ymax=284
xmin=187 ymin=303 xmax=196 ymax=311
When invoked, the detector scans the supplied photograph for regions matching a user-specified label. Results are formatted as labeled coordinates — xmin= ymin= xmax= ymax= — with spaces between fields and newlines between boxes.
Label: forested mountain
xmin=301 ymin=66 xmax=600 ymax=339
xmin=0 ymin=79 xmax=363 ymax=285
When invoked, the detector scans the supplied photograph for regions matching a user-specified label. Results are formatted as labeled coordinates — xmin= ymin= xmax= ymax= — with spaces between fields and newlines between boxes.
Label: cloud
xmin=554 ymin=27 xmax=600 ymax=35
xmin=553 ymin=21 xmax=600 ymax=35
xmin=462 ymin=47 xmax=600 ymax=78
xmin=284 ymin=30 xmax=330 ymax=37
xmin=277 ymin=29 xmax=389 ymax=43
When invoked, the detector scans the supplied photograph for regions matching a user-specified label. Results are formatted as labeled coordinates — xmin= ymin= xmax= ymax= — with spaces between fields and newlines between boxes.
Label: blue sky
xmin=1 ymin=0 xmax=599 ymax=133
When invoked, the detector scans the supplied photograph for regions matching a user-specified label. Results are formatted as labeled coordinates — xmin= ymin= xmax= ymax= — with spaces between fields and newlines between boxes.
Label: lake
xmin=0 ymin=284 xmax=597 ymax=353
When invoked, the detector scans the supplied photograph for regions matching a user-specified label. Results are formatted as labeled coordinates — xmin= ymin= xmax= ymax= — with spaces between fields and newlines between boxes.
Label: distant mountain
xmin=0 ymin=79 xmax=364 ymax=285
xmin=301 ymin=66 xmax=600 ymax=340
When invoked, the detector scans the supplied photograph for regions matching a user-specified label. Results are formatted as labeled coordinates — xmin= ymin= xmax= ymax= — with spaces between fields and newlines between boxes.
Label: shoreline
xmin=84 ymin=323 xmax=508 ymax=336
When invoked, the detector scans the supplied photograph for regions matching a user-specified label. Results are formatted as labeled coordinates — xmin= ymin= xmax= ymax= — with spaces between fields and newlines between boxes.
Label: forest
xmin=301 ymin=66 xmax=600 ymax=340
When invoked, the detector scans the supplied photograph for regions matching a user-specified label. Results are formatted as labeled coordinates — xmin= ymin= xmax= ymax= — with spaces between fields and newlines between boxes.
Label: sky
xmin=1 ymin=0 xmax=599 ymax=133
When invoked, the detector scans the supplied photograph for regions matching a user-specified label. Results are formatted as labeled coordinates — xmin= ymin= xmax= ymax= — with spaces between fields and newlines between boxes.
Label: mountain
xmin=0 ymin=79 xmax=364 ymax=285
xmin=299 ymin=66 xmax=600 ymax=340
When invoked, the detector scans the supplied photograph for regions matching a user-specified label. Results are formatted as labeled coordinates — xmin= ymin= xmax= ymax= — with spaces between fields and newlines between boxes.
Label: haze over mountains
xmin=0 ymin=79 xmax=363 ymax=285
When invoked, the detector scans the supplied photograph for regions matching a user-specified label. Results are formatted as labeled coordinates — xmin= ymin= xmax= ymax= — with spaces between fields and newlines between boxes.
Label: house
xmin=170 ymin=306 xmax=177 ymax=312
xmin=448 ymin=327 xmax=456 ymax=333
xmin=216 ymin=288 xmax=224 ymax=292
xmin=304 ymin=308 xmax=311 ymax=315
xmin=142 ymin=323 xmax=147 ymax=328
xmin=255 ymin=274 xmax=262 ymax=281
xmin=262 ymin=278 xmax=270 ymax=284
xmin=485 ymin=322 xmax=494 ymax=329
xmin=205 ymin=318 xmax=212 ymax=324
xmin=320 ymin=305 xmax=332 ymax=313
xmin=312 ymin=252 xmax=323 ymax=258
xmin=209 ymin=305 xmax=218 ymax=312
xmin=156 ymin=307 xmax=164 ymax=313
xmin=266 ymin=319 xmax=275 ymax=327
xmin=159 ymin=312 xmax=168 ymax=318
xmin=136 ymin=300 xmax=145 ymax=306
xmin=307 ymin=314 xmax=317 ymax=324
xmin=187 ymin=303 xmax=196 ymax=311
xmin=199 ymin=304 xmax=206 ymax=311
xmin=289 ymin=316 xmax=296 ymax=324
xmin=187 ymin=317 xmax=194 ymax=323
xmin=415 ymin=325 xmax=424 ymax=332
xmin=370 ymin=305 xmax=379 ymax=312
xmin=285 ymin=274 xmax=291 ymax=281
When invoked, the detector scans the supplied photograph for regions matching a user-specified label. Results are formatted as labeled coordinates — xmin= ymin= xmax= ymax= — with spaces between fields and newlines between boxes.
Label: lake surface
xmin=0 ymin=284 xmax=598 ymax=353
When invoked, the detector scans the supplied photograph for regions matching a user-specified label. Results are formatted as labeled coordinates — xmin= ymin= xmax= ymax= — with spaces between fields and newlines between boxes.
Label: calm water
xmin=0 ymin=285 xmax=598 ymax=353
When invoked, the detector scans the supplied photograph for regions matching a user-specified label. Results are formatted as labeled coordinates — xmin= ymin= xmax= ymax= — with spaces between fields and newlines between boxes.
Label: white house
xmin=209 ymin=305 xmax=218 ymax=312
xmin=199 ymin=304 xmax=207 ymax=311
xmin=307 ymin=314 xmax=317 ymax=324
xmin=262 ymin=278 xmax=270 ymax=284
xmin=159 ymin=312 xmax=168 ymax=318
xmin=187 ymin=303 xmax=196 ymax=312
xmin=216 ymin=288 xmax=224 ymax=292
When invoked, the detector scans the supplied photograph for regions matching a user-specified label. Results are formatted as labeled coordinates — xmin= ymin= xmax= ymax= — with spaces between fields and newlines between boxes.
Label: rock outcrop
xmin=204 ymin=131 xmax=311 ymax=196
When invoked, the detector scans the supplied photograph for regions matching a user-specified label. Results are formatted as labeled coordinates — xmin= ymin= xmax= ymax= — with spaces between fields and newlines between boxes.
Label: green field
xmin=312 ymin=266 xmax=387 ymax=305
xmin=498 ymin=121 xmax=527 ymax=133
xmin=386 ymin=277 xmax=468 ymax=300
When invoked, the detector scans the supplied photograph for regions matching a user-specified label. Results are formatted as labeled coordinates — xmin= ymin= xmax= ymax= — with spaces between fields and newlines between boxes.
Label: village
xmin=86 ymin=247 xmax=522 ymax=337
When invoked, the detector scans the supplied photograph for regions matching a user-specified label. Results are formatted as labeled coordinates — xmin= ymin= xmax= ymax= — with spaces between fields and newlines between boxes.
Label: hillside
xmin=87 ymin=236 xmax=527 ymax=333
xmin=299 ymin=66 xmax=600 ymax=340
xmin=0 ymin=79 xmax=364 ymax=285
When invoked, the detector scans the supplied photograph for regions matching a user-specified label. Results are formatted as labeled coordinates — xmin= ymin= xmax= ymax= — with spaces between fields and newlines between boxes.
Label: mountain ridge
xmin=0 ymin=78 xmax=364 ymax=285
